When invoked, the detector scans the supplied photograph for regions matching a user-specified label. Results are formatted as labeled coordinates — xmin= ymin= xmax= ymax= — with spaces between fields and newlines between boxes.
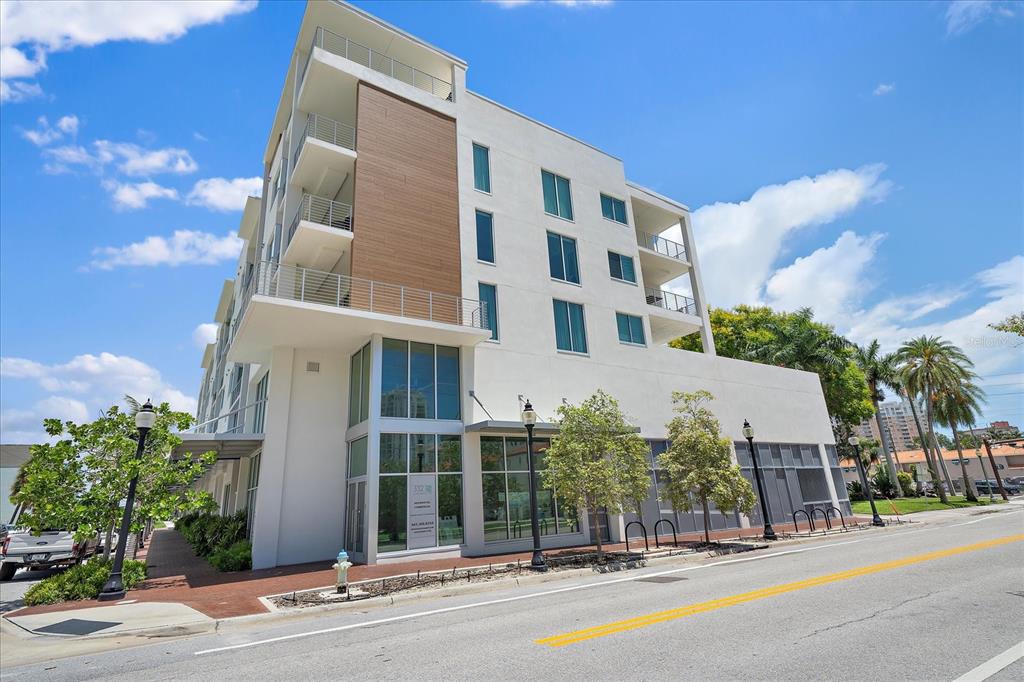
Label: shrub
xmin=209 ymin=540 xmax=252 ymax=572
xmin=872 ymin=467 xmax=898 ymax=499
xmin=24 ymin=559 xmax=147 ymax=606
xmin=847 ymin=480 xmax=865 ymax=502
xmin=897 ymin=471 xmax=915 ymax=497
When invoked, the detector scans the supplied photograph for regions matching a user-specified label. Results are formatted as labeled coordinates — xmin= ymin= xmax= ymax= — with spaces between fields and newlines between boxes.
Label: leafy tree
xmin=934 ymin=382 xmax=986 ymax=502
xmin=12 ymin=401 xmax=217 ymax=549
xmin=912 ymin=433 xmax=954 ymax=450
xmin=853 ymin=341 xmax=902 ymax=495
xmin=989 ymin=312 xmax=1024 ymax=337
xmin=541 ymin=390 xmax=651 ymax=555
xmin=657 ymin=391 xmax=755 ymax=544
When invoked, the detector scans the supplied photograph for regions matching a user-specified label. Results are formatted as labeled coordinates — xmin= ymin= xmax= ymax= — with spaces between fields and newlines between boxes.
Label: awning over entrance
xmin=172 ymin=433 xmax=263 ymax=460
xmin=464 ymin=420 xmax=640 ymax=435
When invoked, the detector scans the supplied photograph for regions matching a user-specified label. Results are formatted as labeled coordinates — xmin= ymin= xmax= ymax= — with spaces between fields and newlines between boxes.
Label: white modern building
xmin=181 ymin=1 xmax=849 ymax=569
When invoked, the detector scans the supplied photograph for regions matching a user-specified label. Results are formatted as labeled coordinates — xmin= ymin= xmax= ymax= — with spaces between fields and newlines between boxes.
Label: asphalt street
xmin=0 ymin=567 xmax=60 ymax=614
xmin=2 ymin=504 xmax=1022 ymax=681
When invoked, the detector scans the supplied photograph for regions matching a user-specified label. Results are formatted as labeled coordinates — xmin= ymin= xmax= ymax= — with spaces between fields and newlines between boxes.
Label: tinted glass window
xmin=473 ymin=143 xmax=490 ymax=192
xmin=476 ymin=210 xmax=494 ymax=263
xmin=381 ymin=339 xmax=408 ymax=418
xmin=478 ymin=283 xmax=498 ymax=340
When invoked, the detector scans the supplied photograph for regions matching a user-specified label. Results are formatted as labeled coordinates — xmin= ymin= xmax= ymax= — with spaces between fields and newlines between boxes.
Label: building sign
xmin=407 ymin=474 xmax=437 ymax=550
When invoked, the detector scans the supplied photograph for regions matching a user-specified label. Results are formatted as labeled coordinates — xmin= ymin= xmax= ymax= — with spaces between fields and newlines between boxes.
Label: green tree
xmin=989 ymin=312 xmax=1024 ymax=337
xmin=657 ymin=391 xmax=755 ymax=544
xmin=912 ymin=433 xmax=954 ymax=450
xmin=541 ymin=390 xmax=651 ymax=555
xmin=896 ymin=336 xmax=974 ymax=504
xmin=852 ymin=341 xmax=902 ymax=496
xmin=934 ymin=382 xmax=986 ymax=502
xmin=13 ymin=401 xmax=217 ymax=548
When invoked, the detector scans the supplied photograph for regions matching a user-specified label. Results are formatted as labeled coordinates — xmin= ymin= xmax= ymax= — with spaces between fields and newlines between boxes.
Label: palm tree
xmin=934 ymin=381 xmax=984 ymax=502
xmin=754 ymin=307 xmax=850 ymax=372
xmin=853 ymin=341 xmax=902 ymax=496
xmin=896 ymin=336 xmax=974 ymax=504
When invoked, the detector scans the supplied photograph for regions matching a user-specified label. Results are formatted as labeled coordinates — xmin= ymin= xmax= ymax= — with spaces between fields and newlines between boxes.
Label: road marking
xmin=536 ymin=534 xmax=1024 ymax=648
xmin=193 ymin=511 xmax=1017 ymax=656
xmin=953 ymin=641 xmax=1024 ymax=682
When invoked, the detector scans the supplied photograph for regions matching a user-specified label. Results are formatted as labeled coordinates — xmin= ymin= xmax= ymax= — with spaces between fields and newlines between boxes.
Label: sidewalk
xmin=5 ymin=518 xmax=861 ymax=622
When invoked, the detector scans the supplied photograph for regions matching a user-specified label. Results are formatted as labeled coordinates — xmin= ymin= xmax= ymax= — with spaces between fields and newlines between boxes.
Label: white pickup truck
xmin=0 ymin=530 xmax=97 ymax=581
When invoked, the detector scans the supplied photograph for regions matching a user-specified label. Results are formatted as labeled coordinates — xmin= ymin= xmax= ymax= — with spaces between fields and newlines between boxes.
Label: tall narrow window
xmin=436 ymin=345 xmax=461 ymax=420
xmin=608 ymin=251 xmax=636 ymax=283
xmin=473 ymin=143 xmax=490 ymax=193
xmin=478 ymin=283 xmax=499 ymax=341
xmin=476 ymin=210 xmax=494 ymax=263
xmin=616 ymin=312 xmax=646 ymax=345
xmin=541 ymin=170 xmax=573 ymax=220
xmin=381 ymin=339 xmax=409 ymax=418
xmin=547 ymin=232 xmax=580 ymax=284
xmin=253 ymin=373 xmax=269 ymax=433
xmin=348 ymin=343 xmax=371 ymax=426
xmin=380 ymin=339 xmax=460 ymax=420
xmin=600 ymin=194 xmax=628 ymax=224
xmin=553 ymin=299 xmax=588 ymax=353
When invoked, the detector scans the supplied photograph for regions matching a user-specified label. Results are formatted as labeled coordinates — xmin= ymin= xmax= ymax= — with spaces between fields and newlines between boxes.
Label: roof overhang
xmin=238 ymin=196 xmax=262 ymax=241
xmin=214 ymin=279 xmax=235 ymax=323
xmin=173 ymin=433 xmax=263 ymax=461
xmin=201 ymin=343 xmax=215 ymax=370
xmin=464 ymin=420 xmax=641 ymax=435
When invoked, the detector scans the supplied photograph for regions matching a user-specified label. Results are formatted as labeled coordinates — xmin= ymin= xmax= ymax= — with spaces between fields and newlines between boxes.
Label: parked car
xmin=975 ymin=480 xmax=1022 ymax=496
xmin=0 ymin=530 xmax=98 ymax=581
xmin=1003 ymin=476 xmax=1024 ymax=487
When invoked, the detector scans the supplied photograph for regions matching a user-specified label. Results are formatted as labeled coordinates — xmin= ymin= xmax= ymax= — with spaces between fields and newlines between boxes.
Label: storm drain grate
xmin=34 ymin=618 xmax=121 ymax=636
xmin=636 ymin=576 xmax=688 ymax=584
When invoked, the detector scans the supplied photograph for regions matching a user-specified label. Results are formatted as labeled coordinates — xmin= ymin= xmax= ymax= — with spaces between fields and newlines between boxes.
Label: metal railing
xmin=303 ymin=26 xmax=453 ymax=101
xmin=244 ymin=261 xmax=488 ymax=330
xmin=637 ymin=231 xmax=687 ymax=261
xmin=645 ymin=288 xmax=697 ymax=315
xmin=288 ymin=194 xmax=353 ymax=244
xmin=189 ymin=398 xmax=268 ymax=435
xmin=293 ymin=113 xmax=356 ymax=168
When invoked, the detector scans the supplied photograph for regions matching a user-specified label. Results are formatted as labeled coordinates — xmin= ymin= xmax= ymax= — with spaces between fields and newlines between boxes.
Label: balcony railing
xmin=637 ymin=231 xmax=687 ymax=262
xmin=244 ymin=261 xmax=488 ymax=330
xmin=288 ymin=194 xmax=353 ymax=244
xmin=645 ymin=288 xmax=697 ymax=316
xmin=293 ymin=113 xmax=356 ymax=168
xmin=303 ymin=26 xmax=453 ymax=101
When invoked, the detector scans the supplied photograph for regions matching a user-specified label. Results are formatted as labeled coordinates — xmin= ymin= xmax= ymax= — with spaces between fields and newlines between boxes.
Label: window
xmin=381 ymin=339 xmax=461 ymax=419
xmin=348 ymin=436 xmax=367 ymax=478
xmin=608 ymin=251 xmax=636 ymax=283
xmin=348 ymin=343 xmax=371 ymax=426
xmin=547 ymin=232 xmax=580 ymax=284
xmin=480 ymin=436 xmax=578 ymax=542
xmin=616 ymin=312 xmax=646 ymax=345
xmin=253 ymin=373 xmax=269 ymax=433
xmin=478 ymin=283 xmax=499 ymax=341
xmin=541 ymin=170 xmax=573 ymax=220
xmin=476 ymin=210 xmax=494 ymax=263
xmin=473 ymin=143 xmax=490 ymax=193
xmin=245 ymin=452 xmax=261 ymax=538
xmin=553 ymin=299 xmax=588 ymax=353
xmin=378 ymin=434 xmax=464 ymax=551
xmin=601 ymin=194 xmax=628 ymax=224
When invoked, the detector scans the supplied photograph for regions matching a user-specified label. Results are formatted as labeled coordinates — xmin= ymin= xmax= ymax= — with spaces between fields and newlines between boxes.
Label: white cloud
xmin=102 ymin=179 xmax=179 ymax=210
xmin=42 ymin=139 xmax=197 ymax=176
xmin=186 ymin=176 xmax=263 ymax=212
xmin=87 ymin=230 xmax=243 ymax=270
xmin=0 ymin=0 xmax=257 ymax=102
xmin=945 ymin=1 xmax=1015 ymax=36
xmin=873 ymin=83 xmax=895 ymax=96
xmin=764 ymin=231 xmax=886 ymax=322
xmin=193 ymin=131 xmax=209 ymax=142
xmin=672 ymin=164 xmax=891 ymax=308
xmin=19 ymin=113 xmax=78 ymax=145
xmin=192 ymin=323 xmax=219 ymax=348
xmin=1 ymin=352 xmax=197 ymax=442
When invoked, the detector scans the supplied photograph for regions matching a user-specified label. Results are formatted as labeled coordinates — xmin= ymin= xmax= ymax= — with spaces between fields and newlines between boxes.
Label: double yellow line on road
xmin=537 ymin=534 xmax=1024 ymax=648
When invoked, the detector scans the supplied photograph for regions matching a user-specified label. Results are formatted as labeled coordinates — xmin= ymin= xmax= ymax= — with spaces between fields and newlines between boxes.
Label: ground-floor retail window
xmin=245 ymin=452 xmax=261 ymax=538
xmin=480 ymin=435 xmax=579 ymax=542
xmin=378 ymin=433 xmax=463 ymax=553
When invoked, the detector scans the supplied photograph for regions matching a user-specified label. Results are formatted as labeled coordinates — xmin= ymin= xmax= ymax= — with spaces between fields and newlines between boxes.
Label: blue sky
xmin=1 ymin=0 xmax=1021 ymax=442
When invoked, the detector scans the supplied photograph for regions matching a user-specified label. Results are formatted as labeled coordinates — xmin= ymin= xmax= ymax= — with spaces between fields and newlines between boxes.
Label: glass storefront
xmin=380 ymin=339 xmax=461 ymax=420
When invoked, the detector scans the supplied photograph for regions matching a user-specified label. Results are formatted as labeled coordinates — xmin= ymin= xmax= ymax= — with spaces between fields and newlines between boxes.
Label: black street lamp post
xmin=99 ymin=399 xmax=156 ymax=601
xmin=742 ymin=420 xmax=777 ymax=540
xmin=521 ymin=400 xmax=546 ymax=571
xmin=848 ymin=435 xmax=885 ymax=527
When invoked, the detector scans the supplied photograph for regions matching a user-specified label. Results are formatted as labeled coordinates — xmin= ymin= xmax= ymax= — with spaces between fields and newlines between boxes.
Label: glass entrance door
xmin=346 ymin=481 xmax=366 ymax=560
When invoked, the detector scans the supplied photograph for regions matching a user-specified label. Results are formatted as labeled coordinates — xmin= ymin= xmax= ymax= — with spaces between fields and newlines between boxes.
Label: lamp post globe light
xmin=743 ymin=420 xmax=777 ymax=541
xmin=98 ymin=399 xmax=156 ymax=601
xmin=521 ymin=400 xmax=546 ymax=571
xmin=848 ymin=435 xmax=885 ymax=527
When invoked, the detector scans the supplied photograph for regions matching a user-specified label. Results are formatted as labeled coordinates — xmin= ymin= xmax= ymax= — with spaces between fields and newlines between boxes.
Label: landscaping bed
xmin=853 ymin=496 xmax=1006 ymax=515
xmin=23 ymin=558 xmax=147 ymax=606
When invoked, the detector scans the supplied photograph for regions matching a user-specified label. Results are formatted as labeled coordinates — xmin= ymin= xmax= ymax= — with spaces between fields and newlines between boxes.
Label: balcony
xmin=636 ymin=231 xmax=690 ymax=287
xmin=290 ymin=113 xmax=357 ymax=195
xmin=644 ymin=288 xmax=702 ymax=344
xmin=282 ymin=194 xmax=354 ymax=270
xmin=229 ymin=261 xmax=492 ymax=364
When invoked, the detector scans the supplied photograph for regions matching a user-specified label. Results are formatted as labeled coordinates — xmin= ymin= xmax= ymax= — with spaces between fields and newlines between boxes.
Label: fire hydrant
xmin=332 ymin=550 xmax=352 ymax=595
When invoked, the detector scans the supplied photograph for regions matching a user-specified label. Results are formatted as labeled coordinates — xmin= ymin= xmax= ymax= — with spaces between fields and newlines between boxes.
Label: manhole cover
xmin=637 ymin=576 xmax=687 ymax=583
xmin=35 ymin=618 xmax=121 ymax=636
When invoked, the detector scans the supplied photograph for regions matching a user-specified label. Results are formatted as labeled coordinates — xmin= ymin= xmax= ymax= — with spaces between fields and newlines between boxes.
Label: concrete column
xmin=364 ymin=335 xmax=384 ymax=565
xmin=678 ymin=215 xmax=716 ymax=356
xmin=818 ymin=444 xmax=841 ymax=509
xmin=251 ymin=346 xmax=294 ymax=570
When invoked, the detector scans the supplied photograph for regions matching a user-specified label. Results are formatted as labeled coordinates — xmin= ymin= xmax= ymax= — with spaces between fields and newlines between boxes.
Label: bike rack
xmin=827 ymin=506 xmax=846 ymax=529
xmin=653 ymin=518 xmax=678 ymax=548
xmin=793 ymin=509 xmax=814 ymax=532
xmin=811 ymin=507 xmax=831 ymax=530
xmin=512 ymin=521 xmax=522 ymax=539
xmin=624 ymin=521 xmax=649 ymax=553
